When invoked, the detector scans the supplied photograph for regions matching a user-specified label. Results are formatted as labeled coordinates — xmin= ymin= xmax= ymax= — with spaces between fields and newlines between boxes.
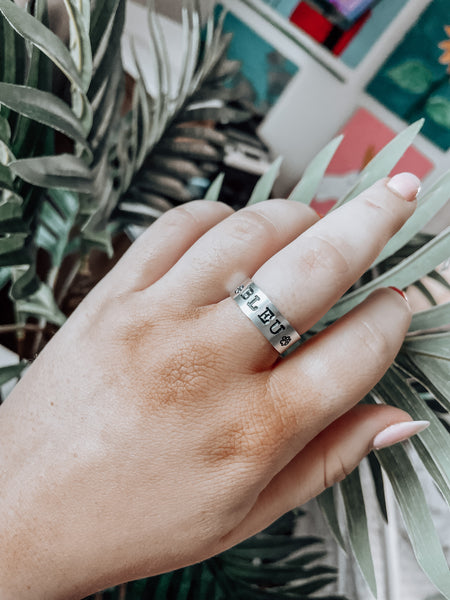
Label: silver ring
xmin=231 ymin=279 xmax=303 ymax=355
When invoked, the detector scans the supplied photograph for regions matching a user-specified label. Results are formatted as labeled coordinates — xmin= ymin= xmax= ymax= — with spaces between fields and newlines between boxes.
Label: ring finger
xmin=217 ymin=173 xmax=419 ymax=367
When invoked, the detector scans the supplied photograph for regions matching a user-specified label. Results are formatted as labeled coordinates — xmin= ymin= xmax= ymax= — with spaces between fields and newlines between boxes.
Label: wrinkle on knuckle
xmin=322 ymin=444 xmax=353 ymax=489
xmin=354 ymin=318 xmax=392 ymax=367
xmin=301 ymin=234 xmax=351 ymax=279
xmin=228 ymin=210 xmax=279 ymax=246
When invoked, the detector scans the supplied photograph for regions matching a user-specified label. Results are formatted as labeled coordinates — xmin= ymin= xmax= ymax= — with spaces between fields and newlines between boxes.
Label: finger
xmin=101 ymin=201 xmax=234 ymax=293
xmin=155 ymin=200 xmax=320 ymax=305
xmin=213 ymin=174 xmax=419 ymax=367
xmin=253 ymin=174 xmax=419 ymax=337
xmin=262 ymin=288 xmax=412 ymax=445
xmin=220 ymin=404 xmax=428 ymax=548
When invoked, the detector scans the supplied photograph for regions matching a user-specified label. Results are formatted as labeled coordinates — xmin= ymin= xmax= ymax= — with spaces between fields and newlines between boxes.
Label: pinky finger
xmin=220 ymin=404 xmax=429 ymax=549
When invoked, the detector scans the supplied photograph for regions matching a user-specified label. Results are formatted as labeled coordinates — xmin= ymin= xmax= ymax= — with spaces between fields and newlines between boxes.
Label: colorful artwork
xmin=303 ymin=0 xmax=379 ymax=29
xmin=221 ymin=10 xmax=299 ymax=113
xmin=261 ymin=0 xmax=408 ymax=67
xmin=310 ymin=108 xmax=434 ymax=215
xmin=367 ymin=0 xmax=450 ymax=150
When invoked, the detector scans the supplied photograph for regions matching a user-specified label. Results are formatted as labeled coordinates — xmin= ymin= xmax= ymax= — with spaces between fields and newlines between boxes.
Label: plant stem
xmin=0 ymin=324 xmax=45 ymax=335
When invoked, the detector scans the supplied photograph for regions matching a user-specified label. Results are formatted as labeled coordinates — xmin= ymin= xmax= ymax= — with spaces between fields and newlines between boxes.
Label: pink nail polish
xmin=373 ymin=420 xmax=430 ymax=450
xmin=386 ymin=172 xmax=421 ymax=202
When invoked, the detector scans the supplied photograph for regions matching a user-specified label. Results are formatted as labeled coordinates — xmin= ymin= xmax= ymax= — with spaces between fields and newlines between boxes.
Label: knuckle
xmin=322 ymin=445 xmax=354 ymax=489
xmin=354 ymin=317 xmax=392 ymax=368
xmin=228 ymin=209 xmax=279 ymax=246
xmin=301 ymin=234 xmax=351 ymax=279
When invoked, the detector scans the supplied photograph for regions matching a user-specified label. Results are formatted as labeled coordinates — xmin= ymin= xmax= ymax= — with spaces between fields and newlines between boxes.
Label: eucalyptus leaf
xmin=334 ymin=119 xmax=424 ymax=209
xmin=288 ymin=135 xmax=343 ymax=205
xmin=204 ymin=172 xmax=224 ymax=202
xmin=0 ymin=83 xmax=90 ymax=149
xmin=340 ymin=470 xmax=377 ymax=596
xmin=376 ymin=445 xmax=450 ymax=598
xmin=247 ymin=157 xmax=282 ymax=206
xmin=0 ymin=0 xmax=85 ymax=91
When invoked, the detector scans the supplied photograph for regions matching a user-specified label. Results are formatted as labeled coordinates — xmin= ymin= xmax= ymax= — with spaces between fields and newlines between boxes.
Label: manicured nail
xmin=312 ymin=208 xmax=325 ymax=219
xmin=388 ymin=286 xmax=409 ymax=303
xmin=387 ymin=172 xmax=421 ymax=202
xmin=373 ymin=420 xmax=430 ymax=450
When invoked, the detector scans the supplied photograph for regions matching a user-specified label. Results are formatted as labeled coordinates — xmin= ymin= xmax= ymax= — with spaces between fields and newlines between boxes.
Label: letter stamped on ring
xmin=232 ymin=280 xmax=301 ymax=354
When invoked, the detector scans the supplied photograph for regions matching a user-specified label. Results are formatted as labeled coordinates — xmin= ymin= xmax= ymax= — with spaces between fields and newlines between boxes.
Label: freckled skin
xmin=0 ymin=179 xmax=419 ymax=599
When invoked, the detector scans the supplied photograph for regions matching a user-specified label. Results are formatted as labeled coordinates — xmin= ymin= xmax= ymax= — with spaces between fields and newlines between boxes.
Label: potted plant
xmin=0 ymin=1 xmax=449 ymax=598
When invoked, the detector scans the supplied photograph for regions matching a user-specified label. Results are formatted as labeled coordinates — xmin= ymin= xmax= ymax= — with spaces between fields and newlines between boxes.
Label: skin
xmin=0 ymin=176 xmax=418 ymax=599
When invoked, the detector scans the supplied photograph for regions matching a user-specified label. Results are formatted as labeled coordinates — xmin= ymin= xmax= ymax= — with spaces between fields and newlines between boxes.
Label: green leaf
xmin=90 ymin=0 xmax=122 ymax=60
xmin=247 ymin=157 xmax=282 ymax=206
xmin=376 ymin=445 xmax=450 ymax=599
xmin=405 ymin=331 xmax=450 ymax=360
xmin=204 ymin=173 xmax=224 ymax=202
xmin=317 ymin=487 xmax=346 ymax=549
xmin=0 ymin=162 xmax=13 ymax=190
xmin=288 ymin=136 xmax=343 ymax=205
xmin=0 ymin=362 xmax=27 ymax=387
xmin=410 ymin=302 xmax=450 ymax=334
xmin=10 ymin=154 xmax=94 ymax=193
xmin=0 ymin=233 xmax=29 ymax=267
xmin=0 ymin=0 xmax=85 ymax=92
xmin=0 ymin=83 xmax=90 ymax=149
xmin=340 ymin=470 xmax=377 ymax=597
xmin=374 ymin=170 xmax=450 ymax=267
xmin=334 ymin=120 xmax=424 ymax=209
xmin=9 ymin=263 xmax=39 ymax=299
xmin=425 ymin=96 xmax=450 ymax=129
xmin=324 ymin=228 xmax=450 ymax=322
xmin=16 ymin=282 xmax=65 ymax=326
xmin=386 ymin=60 xmax=434 ymax=94
xmin=0 ymin=202 xmax=28 ymax=233
xmin=63 ymin=0 xmax=92 ymax=90
xmin=376 ymin=367 xmax=450 ymax=506
xmin=80 ymin=227 xmax=113 ymax=258
xmin=36 ymin=189 xmax=79 ymax=267
xmin=0 ymin=114 xmax=11 ymax=143
xmin=0 ymin=266 xmax=11 ymax=290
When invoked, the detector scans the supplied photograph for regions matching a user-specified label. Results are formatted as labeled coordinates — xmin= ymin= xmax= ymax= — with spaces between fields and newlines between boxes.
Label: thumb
xmin=221 ymin=404 xmax=428 ymax=549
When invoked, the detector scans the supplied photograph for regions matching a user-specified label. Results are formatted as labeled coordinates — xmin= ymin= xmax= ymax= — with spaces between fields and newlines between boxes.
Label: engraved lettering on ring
xmin=247 ymin=295 xmax=261 ymax=311
xmin=240 ymin=286 xmax=254 ymax=301
xmin=270 ymin=320 xmax=285 ymax=335
xmin=258 ymin=307 xmax=275 ymax=324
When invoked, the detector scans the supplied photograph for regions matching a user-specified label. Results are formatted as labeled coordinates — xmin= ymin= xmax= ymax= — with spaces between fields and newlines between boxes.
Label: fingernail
xmin=388 ymin=286 xmax=409 ymax=303
xmin=312 ymin=208 xmax=325 ymax=219
xmin=373 ymin=420 xmax=430 ymax=450
xmin=387 ymin=172 xmax=421 ymax=202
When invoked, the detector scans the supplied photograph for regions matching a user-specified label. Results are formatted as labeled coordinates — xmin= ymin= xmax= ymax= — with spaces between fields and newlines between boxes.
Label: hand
xmin=0 ymin=173 xmax=424 ymax=599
